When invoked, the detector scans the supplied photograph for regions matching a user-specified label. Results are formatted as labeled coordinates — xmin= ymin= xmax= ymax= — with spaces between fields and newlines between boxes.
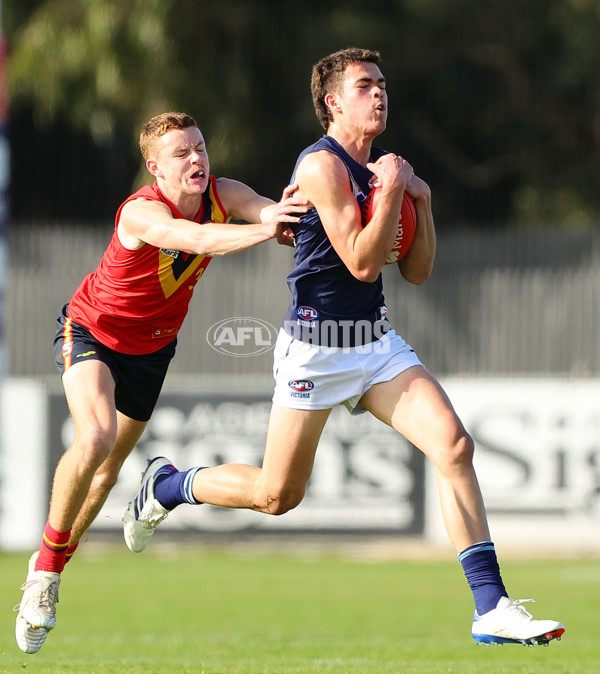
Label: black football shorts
xmin=54 ymin=304 xmax=176 ymax=422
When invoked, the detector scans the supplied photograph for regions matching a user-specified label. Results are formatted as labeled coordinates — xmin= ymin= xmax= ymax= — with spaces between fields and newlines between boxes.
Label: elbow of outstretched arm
xmin=189 ymin=225 xmax=249 ymax=257
xmin=191 ymin=236 xmax=216 ymax=256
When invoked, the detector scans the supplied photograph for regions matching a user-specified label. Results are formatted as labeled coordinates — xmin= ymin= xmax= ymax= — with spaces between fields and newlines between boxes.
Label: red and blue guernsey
xmin=67 ymin=177 xmax=227 ymax=355
xmin=283 ymin=135 xmax=390 ymax=347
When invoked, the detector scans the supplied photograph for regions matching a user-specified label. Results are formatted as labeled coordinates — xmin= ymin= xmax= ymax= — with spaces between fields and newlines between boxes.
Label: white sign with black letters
xmin=48 ymin=392 xmax=425 ymax=536
xmin=426 ymin=378 xmax=600 ymax=548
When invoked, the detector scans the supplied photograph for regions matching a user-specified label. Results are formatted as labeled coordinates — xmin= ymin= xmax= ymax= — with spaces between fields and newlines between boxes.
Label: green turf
xmin=0 ymin=545 xmax=597 ymax=673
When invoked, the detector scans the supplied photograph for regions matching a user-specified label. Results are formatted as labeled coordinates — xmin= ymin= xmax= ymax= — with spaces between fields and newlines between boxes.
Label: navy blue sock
xmin=458 ymin=541 xmax=508 ymax=616
xmin=154 ymin=467 xmax=205 ymax=511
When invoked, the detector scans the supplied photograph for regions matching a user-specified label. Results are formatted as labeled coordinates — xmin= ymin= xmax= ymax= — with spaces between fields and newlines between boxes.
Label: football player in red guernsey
xmin=14 ymin=111 xmax=307 ymax=654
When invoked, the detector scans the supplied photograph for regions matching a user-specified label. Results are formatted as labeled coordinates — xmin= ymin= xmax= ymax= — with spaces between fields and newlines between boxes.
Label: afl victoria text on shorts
xmin=272 ymin=329 xmax=422 ymax=414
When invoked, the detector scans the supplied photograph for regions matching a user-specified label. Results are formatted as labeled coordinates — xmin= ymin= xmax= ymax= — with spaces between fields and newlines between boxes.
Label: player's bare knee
xmin=90 ymin=466 xmax=119 ymax=491
xmin=72 ymin=427 xmax=116 ymax=469
xmin=450 ymin=432 xmax=474 ymax=467
xmin=264 ymin=497 xmax=299 ymax=516
xmin=259 ymin=488 xmax=304 ymax=516
xmin=451 ymin=431 xmax=474 ymax=463
xmin=433 ymin=431 xmax=475 ymax=473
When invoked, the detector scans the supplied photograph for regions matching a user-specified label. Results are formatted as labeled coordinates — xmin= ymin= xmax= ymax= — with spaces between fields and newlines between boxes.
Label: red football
xmin=361 ymin=185 xmax=417 ymax=264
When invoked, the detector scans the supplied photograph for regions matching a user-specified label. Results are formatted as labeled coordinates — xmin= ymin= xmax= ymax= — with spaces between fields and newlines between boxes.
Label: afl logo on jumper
xmin=296 ymin=306 xmax=319 ymax=321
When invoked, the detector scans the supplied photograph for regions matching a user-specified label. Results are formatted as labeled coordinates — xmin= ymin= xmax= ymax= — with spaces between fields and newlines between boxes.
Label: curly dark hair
xmin=311 ymin=47 xmax=382 ymax=131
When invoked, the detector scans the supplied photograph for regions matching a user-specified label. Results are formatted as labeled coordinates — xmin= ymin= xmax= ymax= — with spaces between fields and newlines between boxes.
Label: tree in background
xmin=5 ymin=0 xmax=600 ymax=229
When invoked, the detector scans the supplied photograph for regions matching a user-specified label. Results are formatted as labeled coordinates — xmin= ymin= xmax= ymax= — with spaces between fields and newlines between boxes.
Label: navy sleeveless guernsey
xmin=283 ymin=135 xmax=390 ymax=347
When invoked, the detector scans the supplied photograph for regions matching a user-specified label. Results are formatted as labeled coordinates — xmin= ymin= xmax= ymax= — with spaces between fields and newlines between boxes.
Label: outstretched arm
xmin=117 ymin=182 xmax=307 ymax=256
xmin=218 ymin=180 xmax=306 ymax=248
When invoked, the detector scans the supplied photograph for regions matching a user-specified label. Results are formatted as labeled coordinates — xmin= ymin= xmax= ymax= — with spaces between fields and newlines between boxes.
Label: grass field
xmin=0 ymin=543 xmax=598 ymax=673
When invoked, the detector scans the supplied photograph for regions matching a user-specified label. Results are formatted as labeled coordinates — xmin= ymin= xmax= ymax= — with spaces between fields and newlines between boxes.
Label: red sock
xmin=64 ymin=543 xmax=79 ymax=564
xmin=35 ymin=522 xmax=71 ymax=573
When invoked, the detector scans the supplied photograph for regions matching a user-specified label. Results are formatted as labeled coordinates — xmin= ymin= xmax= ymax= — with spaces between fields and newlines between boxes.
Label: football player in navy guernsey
xmin=14 ymin=111 xmax=308 ymax=655
xmin=125 ymin=49 xmax=565 ymax=647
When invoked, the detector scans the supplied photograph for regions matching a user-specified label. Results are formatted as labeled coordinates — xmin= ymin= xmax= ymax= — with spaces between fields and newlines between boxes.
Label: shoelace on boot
xmin=14 ymin=576 xmax=60 ymax=613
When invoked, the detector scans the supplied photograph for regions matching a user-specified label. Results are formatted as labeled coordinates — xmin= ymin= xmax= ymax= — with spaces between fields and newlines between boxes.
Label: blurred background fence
xmin=5 ymin=0 xmax=600 ymax=382
xmin=7 ymin=221 xmax=600 ymax=379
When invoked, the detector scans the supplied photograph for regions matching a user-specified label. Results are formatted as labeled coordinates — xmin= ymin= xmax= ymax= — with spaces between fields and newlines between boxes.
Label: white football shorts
xmin=272 ymin=328 xmax=422 ymax=414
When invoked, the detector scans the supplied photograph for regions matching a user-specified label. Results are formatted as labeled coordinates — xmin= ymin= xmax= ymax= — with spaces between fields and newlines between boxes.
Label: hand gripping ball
xmin=362 ymin=185 xmax=416 ymax=264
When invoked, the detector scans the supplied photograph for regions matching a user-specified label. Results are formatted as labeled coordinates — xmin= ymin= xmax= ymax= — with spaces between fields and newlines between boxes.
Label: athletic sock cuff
xmin=458 ymin=541 xmax=495 ymax=562
xmin=182 ymin=467 xmax=205 ymax=504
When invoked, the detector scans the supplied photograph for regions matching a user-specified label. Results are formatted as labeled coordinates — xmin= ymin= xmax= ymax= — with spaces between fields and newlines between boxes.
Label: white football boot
xmin=123 ymin=456 xmax=174 ymax=553
xmin=14 ymin=551 xmax=60 ymax=654
xmin=472 ymin=597 xmax=565 ymax=646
